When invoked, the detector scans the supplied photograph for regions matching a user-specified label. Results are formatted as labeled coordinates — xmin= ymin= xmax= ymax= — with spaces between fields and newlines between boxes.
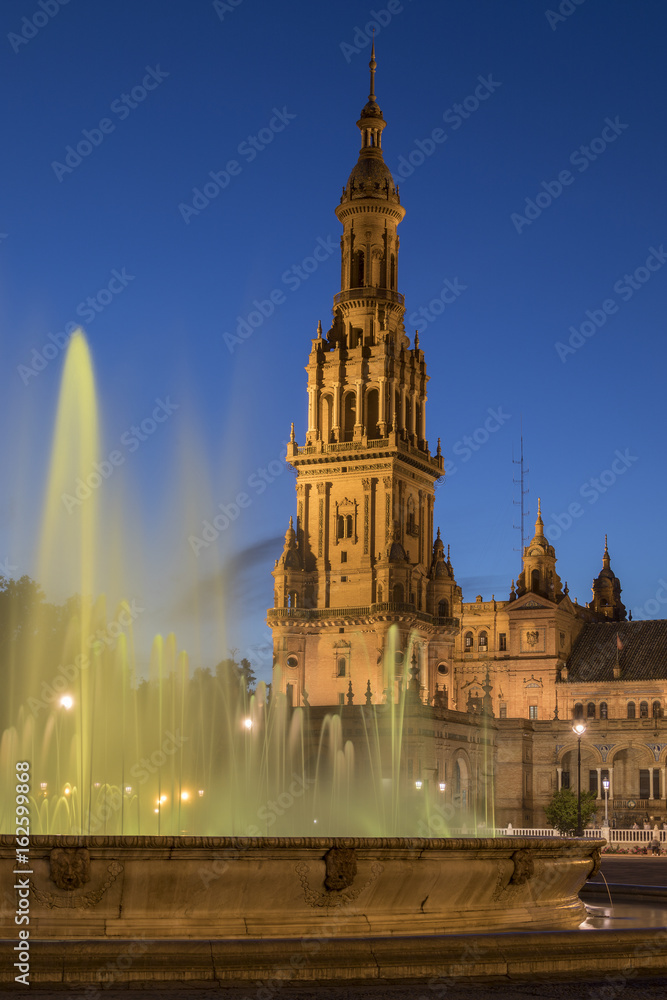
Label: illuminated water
xmin=0 ymin=331 xmax=493 ymax=837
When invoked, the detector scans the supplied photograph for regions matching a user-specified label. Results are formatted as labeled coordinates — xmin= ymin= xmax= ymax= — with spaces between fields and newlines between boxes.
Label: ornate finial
xmin=347 ymin=679 xmax=354 ymax=706
xmin=316 ymin=320 xmax=322 ymax=339
xmin=437 ymin=527 xmax=441 ymax=540
xmin=447 ymin=544 xmax=451 ymax=562
xmin=365 ymin=679 xmax=373 ymax=706
xmin=605 ymin=533 xmax=608 ymax=552
xmin=414 ymin=330 xmax=419 ymax=349
xmin=289 ymin=515 xmax=293 ymax=530
xmin=392 ymin=410 xmax=397 ymax=432
xmin=369 ymin=31 xmax=376 ymax=101
xmin=553 ymin=684 xmax=559 ymax=720
xmin=290 ymin=422 xmax=295 ymax=443
xmin=538 ymin=497 xmax=542 ymax=517
xmin=564 ymin=581 xmax=569 ymax=595
xmin=436 ymin=437 xmax=442 ymax=457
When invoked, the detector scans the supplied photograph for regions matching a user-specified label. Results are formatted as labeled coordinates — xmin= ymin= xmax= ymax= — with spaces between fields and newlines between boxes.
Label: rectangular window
xmin=499 ymin=703 xmax=507 ymax=719
xmin=341 ymin=576 xmax=347 ymax=582
xmin=499 ymin=633 xmax=507 ymax=651
xmin=338 ymin=692 xmax=345 ymax=706
xmin=561 ymin=771 xmax=570 ymax=789
xmin=286 ymin=683 xmax=294 ymax=707
xmin=341 ymin=551 xmax=347 ymax=563
xmin=589 ymin=769 xmax=598 ymax=795
xmin=529 ymin=705 xmax=538 ymax=720
xmin=654 ymin=770 xmax=661 ymax=799
xmin=639 ymin=769 xmax=650 ymax=800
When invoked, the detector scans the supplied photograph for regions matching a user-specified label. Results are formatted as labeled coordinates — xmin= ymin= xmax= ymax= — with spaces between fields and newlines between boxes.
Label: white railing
xmin=496 ymin=826 xmax=667 ymax=843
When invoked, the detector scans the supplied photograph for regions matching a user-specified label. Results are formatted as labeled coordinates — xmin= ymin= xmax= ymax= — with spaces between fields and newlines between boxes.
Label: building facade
xmin=267 ymin=49 xmax=667 ymax=829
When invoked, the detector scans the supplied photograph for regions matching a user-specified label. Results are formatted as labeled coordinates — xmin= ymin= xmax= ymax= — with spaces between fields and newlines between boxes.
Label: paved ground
xmin=588 ymin=856 xmax=667 ymax=888
xmin=6 ymin=981 xmax=667 ymax=999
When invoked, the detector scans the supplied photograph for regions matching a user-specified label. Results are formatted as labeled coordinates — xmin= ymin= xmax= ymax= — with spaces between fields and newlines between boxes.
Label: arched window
xmin=464 ymin=632 xmax=473 ymax=651
xmin=337 ymin=515 xmax=344 ymax=539
xmin=376 ymin=584 xmax=383 ymax=603
xmin=352 ymin=249 xmax=364 ymax=287
xmin=640 ymin=700 xmax=649 ymax=718
xmin=337 ymin=657 xmax=346 ymax=677
xmin=478 ymin=631 xmax=488 ymax=651
xmin=390 ymin=253 xmax=396 ymax=289
xmin=573 ymin=702 xmax=584 ymax=719
xmin=406 ymin=496 xmax=416 ymax=535
xmin=366 ymin=387 xmax=380 ymax=439
xmin=343 ymin=392 xmax=356 ymax=441
xmin=320 ymin=394 xmax=333 ymax=443
xmin=287 ymin=591 xmax=297 ymax=609
xmin=587 ymin=702 xmax=596 ymax=718
xmin=346 ymin=514 xmax=353 ymax=539
xmin=600 ymin=701 xmax=608 ymax=720
xmin=627 ymin=701 xmax=636 ymax=719
xmin=531 ymin=569 xmax=540 ymax=592
xmin=438 ymin=598 xmax=449 ymax=618
xmin=653 ymin=700 xmax=662 ymax=718
xmin=392 ymin=583 xmax=404 ymax=603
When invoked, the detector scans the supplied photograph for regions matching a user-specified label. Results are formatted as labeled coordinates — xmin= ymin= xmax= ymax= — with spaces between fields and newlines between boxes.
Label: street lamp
xmin=572 ymin=721 xmax=587 ymax=836
xmin=603 ymin=777 xmax=610 ymax=827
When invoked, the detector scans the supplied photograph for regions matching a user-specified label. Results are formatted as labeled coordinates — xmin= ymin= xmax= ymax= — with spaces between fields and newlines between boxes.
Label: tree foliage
xmin=545 ymin=787 xmax=597 ymax=836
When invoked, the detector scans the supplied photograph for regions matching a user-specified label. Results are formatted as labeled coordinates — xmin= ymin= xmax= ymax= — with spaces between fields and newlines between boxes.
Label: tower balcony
xmin=267 ymin=603 xmax=459 ymax=633
xmin=333 ymin=286 xmax=404 ymax=308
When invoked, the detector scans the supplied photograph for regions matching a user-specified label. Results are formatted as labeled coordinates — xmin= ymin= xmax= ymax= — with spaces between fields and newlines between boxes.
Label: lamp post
xmin=603 ymin=778 xmax=610 ymax=826
xmin=572 ymin=721 xmax=587 ymax=836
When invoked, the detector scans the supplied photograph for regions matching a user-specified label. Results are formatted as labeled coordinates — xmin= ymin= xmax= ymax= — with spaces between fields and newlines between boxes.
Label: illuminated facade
xmin=267 ymin=49 xmax=667 ymax=827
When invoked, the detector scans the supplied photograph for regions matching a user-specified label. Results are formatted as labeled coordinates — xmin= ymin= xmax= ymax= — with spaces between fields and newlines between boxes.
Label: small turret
xmin=590 ymin=535 xmax=626 ymax=621
xmin=516 ymin=498 xmax=563 ymax=601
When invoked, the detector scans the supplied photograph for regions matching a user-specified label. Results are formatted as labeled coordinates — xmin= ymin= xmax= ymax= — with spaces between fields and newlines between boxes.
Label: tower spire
xmin=369 ymin=32 xmax=376 ymax=102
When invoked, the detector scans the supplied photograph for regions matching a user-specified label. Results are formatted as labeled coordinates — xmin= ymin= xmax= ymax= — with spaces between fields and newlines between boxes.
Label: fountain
xmin=0 ymin=329 xmax=619 ymax=987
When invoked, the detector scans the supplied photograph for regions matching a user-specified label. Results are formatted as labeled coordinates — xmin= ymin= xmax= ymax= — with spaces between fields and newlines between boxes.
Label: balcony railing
xmin=333 ymin=286 xmax=405 ymax=308
xmin=268 ymin=603 xmax=459 ymax=630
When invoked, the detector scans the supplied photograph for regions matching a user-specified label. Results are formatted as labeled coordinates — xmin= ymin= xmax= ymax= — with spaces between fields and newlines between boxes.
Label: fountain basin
xmin=1 ymin=834 xmax=602 ymax=941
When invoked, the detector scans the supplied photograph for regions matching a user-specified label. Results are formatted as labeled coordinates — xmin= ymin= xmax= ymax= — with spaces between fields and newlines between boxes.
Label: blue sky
xmin=1 ymin=0 xmax=665 ymax=680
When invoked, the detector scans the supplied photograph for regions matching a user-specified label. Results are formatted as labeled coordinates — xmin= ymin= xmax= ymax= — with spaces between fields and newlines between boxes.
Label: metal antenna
xmin=512 ymin=418 xmax=530 ymax=565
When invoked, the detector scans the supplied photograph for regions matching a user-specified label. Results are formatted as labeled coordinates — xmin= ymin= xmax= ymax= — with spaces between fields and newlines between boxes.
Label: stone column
xmin=596 ymin=766 xmax=602 ymax=800
xmin=608 ymin=765 xmax=614 ymax=802
xmin=661 ymin=766 xmax=666 ymax=799
xmin=649 ymin=766 xmax=655 ymax=801
xmin=378 ymin=376 xmax=387 ymax=436
xmin=307 ymin=387 xmax=317 ymax=436
xmin=557 ymin=766 xmax=562 ymax=791
xmin=332 ymin=382 xmax=340 ymax=441
xmin=354 ymin=380 xmax=363 ymax=438
xmin=410 ymin=391 xmax=417 ymax=439
xmin=400 ymin=386 xmax=406 ymax=436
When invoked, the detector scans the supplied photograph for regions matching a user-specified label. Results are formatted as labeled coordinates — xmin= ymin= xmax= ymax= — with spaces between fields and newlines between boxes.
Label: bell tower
xmin=268 ymin=45 xmax=460 ymax=708
xmin=590 ymin=536 xmax=626 ymax=620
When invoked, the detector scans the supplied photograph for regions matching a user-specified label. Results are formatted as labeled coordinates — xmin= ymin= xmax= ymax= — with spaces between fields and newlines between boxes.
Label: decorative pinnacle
xmin=316 ymin=320 xmax=322 ymax=339
xmin=605 ymin=533 xmax=608 ymax=553
xmin=290 ymin=421 xmax=295 ymax=443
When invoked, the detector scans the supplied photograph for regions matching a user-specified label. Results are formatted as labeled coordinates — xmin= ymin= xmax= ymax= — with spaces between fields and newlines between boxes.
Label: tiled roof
xmin=565 ymin=620 xmax=667 ymax=683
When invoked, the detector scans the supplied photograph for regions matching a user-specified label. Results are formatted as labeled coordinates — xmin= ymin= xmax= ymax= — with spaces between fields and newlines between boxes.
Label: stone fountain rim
xmin=1 ymin=834 xmax=606 ymax=851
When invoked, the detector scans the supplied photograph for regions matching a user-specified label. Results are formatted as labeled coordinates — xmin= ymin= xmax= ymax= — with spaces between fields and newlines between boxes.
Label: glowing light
xmin=415 ymin=780 xmax=423 ymax=790
xmin=198 ymin=789 xmax=204 ymax=797
xmin=572 ymin=722 xmax=587 ymax=737
xmin=125 ymin=786 xmax=132 ymax=794
xmin=243 ymin=717 xmax=253 ymax=730
xmin=93 ymin=782 xmax=101 ymax=788
xmin=159 ymin=795 xmax=167 ymax=803
xmin=40 ymin=782 xmax=48 ymax=791
xmin=60 ymin=695 xmax=73 ymax=710
xmin=181 ymin=791 xmax=189 ymax=801
xmin=154 ymin=808 xmax=159 ymax=814
xmin=439 ymin=782 xmax=446 ymax=792
xmin=64 ymin=787 xmax=71 ymax=796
